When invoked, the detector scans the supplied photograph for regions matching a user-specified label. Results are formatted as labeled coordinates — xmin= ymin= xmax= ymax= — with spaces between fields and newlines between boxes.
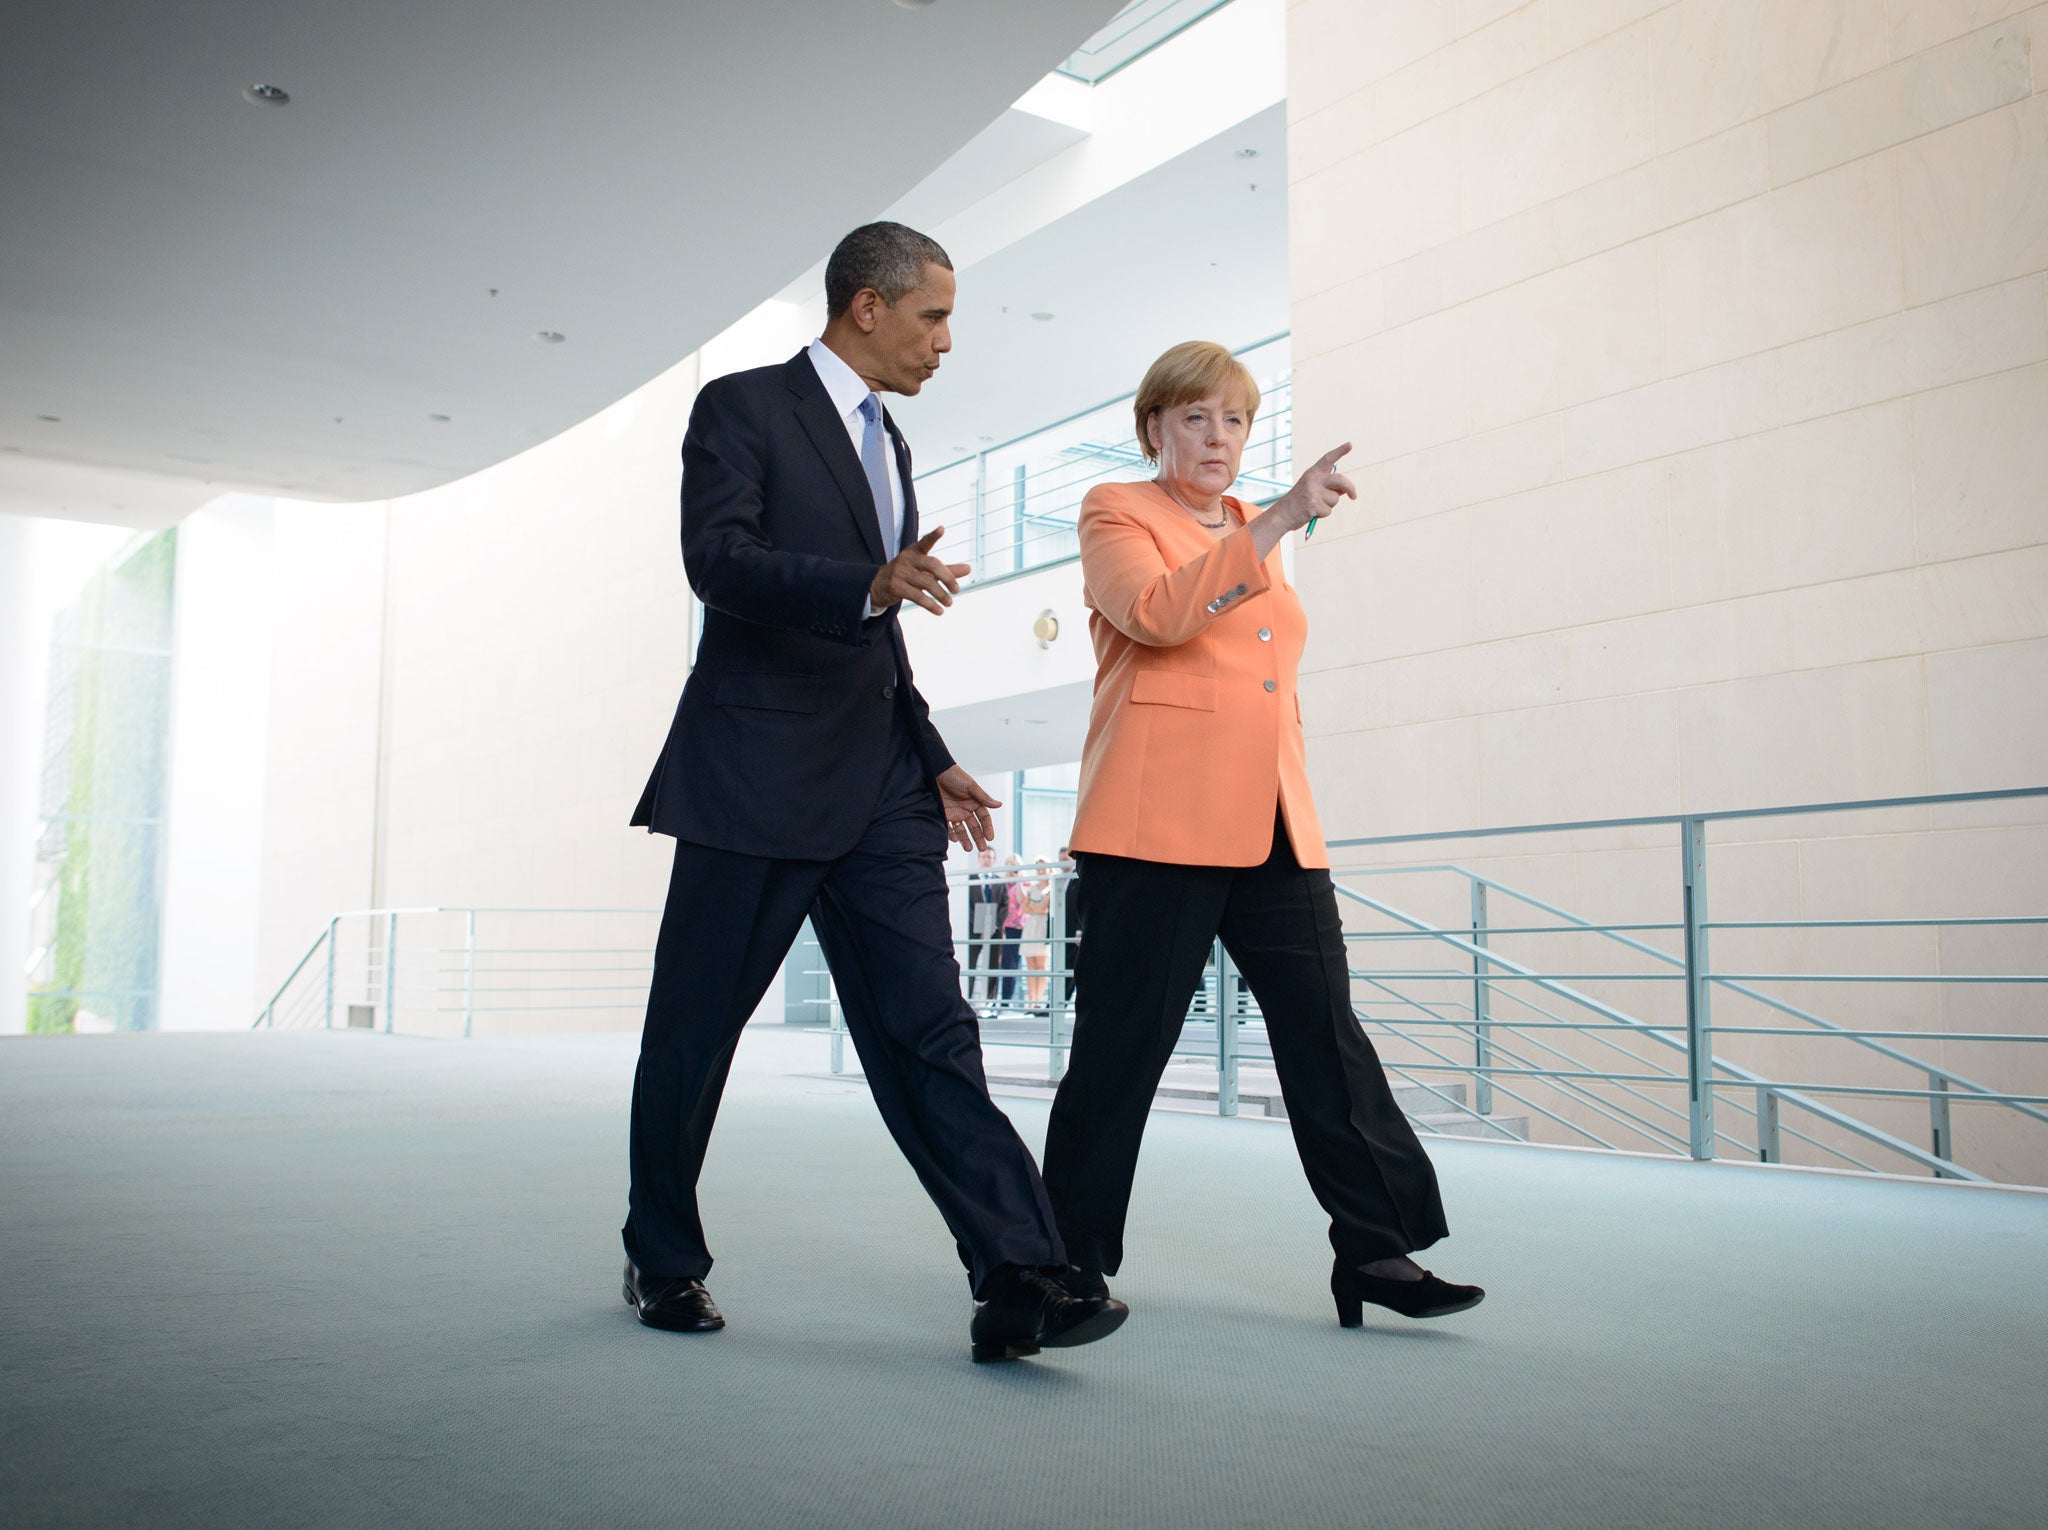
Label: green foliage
xmin=25 ymin=989 xmax=77 ymax=1035
xmin=28 ymin=529 xmax=178 ymax=1032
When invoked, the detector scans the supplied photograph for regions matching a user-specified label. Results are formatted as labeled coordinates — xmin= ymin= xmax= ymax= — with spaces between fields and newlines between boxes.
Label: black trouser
xmin=623 ymin=720 xmax=1064 ymax=1297
xmin=1041 ymin=815 xmax=1449 ymax=1273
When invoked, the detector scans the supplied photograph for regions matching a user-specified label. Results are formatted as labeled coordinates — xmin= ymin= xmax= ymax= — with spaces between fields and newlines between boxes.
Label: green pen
xmin=1305 ymin=515 xmax=1318 ymax=539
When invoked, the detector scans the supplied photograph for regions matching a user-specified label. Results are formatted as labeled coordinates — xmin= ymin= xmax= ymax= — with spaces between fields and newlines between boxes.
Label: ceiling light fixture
xmin=1236 ymin=147 xmax=1259 ymax=158
xmin=1031 ymin=312 xmax=1054 ymax=322
xmin=536 ymin=330 xmax=566 ymax=343
xmin=428 ymin=413 xmax=451 ymax=423
xmin=242 ymin=83 xmax=290 ymax=105
xmin=36 ymin=414 xmax=60 ymax=422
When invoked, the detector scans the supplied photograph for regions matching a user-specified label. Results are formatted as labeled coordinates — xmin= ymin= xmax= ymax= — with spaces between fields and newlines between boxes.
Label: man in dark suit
xmin=965 ymin=846 xmax=1006 ymax=1004
xmin=623 ymin=223 xmax=1125 ymax=1363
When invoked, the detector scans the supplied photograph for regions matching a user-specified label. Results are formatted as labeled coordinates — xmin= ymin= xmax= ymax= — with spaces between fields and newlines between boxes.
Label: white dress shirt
xmin=807 ymin=337 xmax=903 ymax=554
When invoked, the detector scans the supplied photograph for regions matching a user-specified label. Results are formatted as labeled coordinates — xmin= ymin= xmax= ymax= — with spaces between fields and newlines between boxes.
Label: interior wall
xmin=254 ymin=501 xmax=390 ymax=993
xmin=1283 ymin=0 xmax=2048 ymax=1182
xmin=159 ymin=497 xmax=275 ymax=1029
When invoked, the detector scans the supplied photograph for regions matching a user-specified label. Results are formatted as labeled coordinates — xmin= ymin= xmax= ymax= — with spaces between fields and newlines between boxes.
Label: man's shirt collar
xmin=807 ymin=337 xmax=873 ymax=423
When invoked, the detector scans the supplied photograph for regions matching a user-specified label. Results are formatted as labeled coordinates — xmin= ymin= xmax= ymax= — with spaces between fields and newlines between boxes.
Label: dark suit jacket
xmin=631 ymin=349 xmax=955 ymax=859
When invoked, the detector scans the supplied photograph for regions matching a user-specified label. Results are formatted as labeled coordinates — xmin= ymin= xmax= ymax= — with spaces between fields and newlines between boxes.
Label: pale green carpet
xmin=3 ymin=1028 xmax=2043 ymax=1530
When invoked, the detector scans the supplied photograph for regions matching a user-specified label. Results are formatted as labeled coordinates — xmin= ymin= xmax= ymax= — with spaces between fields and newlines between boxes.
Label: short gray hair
xmin=825 ymin=222 xmax=952 ymax=318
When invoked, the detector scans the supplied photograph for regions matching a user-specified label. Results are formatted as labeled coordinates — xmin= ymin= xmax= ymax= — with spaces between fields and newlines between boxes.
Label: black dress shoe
xmin=971 ymin=1265 xmax=1129 ymax=1362
xmin=1331 ymin=1261 xmax=1484 ymax=1326
xmin=1058 ymin=1267 xmax=1110 ymax=1302
xmin=623 ymin=1258 xmax=724 ymax=1332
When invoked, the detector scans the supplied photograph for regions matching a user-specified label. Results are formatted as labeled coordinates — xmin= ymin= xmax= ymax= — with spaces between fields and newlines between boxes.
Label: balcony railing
xmin=253 ymin=787 xmax=2048 ymax=1187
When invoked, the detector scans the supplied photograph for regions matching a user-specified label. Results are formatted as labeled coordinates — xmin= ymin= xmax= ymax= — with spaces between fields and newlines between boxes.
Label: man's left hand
xmin=936 ymin=766 xmax=1001 ymax=852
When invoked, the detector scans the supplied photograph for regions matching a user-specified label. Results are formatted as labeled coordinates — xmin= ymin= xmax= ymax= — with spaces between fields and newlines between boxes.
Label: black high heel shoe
xmin=1331 ymin=1260 xmax=1485 ymax=1325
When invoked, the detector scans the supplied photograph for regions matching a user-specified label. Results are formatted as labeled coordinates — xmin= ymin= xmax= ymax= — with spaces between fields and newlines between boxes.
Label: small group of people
xmin=620 ymin=221 xmax=1482 ymax=1363
xmin=964 ymin=850 xmax=1082 ymax=1013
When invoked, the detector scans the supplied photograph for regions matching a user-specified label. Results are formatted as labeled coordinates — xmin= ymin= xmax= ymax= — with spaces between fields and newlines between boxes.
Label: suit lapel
xmin=784 ymin=353 xmax=888 ymax=564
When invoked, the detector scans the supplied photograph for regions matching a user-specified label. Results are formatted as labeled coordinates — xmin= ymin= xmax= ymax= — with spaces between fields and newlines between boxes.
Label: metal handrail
xmin=1329 ymin=880 xmax=1981 ymax=1180
xmin=1342 ymin=853 xmax=2048 ymax=1131
xmin=250 ymin=788 xmax=2044 ymax=1185
xmin=1325 ymin=785 xmax=2048 ymax=845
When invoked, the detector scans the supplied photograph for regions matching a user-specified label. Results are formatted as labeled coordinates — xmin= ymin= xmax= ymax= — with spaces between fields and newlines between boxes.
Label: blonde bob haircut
xmin=1133 ymin=341 xmax=1262 ymax=464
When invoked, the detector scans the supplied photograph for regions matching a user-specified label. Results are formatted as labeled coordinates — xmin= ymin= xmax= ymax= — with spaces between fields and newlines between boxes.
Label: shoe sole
xmin=1342 ymin=1290 xmax=1485 ymax=1325
xmin=1405 ymin=1291 xmax=1485 ymax=1319
xmin=970 ymin=1338 xmax=1042 ymax=1363
xmin=1039 ymin=1301 xmax=1130 ymax=1350
xmin=624 ymin=1280 xmax=725 ymax=1332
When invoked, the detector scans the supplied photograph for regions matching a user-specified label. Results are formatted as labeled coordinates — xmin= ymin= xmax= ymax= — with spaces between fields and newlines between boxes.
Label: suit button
xmin=881 ymin=683 xmax=896 ymax=700
xmin=1257 ymin=627 xmax=1271 ymax=641
xmin=1235 ymin=583 xmax=1249 ymax=595
xmin=1263 ymin=680 xmax=1276 ymax=693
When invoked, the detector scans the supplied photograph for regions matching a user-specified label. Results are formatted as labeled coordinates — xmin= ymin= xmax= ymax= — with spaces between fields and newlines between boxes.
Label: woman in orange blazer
xmin=1042 ymin=342 xmax=1482 ymax=1326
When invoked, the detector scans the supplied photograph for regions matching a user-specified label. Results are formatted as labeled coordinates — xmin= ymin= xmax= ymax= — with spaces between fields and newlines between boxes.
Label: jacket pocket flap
xmin=714 ymin=673 xmax=821 ymax=713
xmin=1129 ymin=670 xmax=1217 ymax=711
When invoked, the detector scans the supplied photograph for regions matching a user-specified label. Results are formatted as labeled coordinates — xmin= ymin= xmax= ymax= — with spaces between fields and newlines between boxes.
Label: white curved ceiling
xmin=0 ymin=0 xmax=1119 ymax=518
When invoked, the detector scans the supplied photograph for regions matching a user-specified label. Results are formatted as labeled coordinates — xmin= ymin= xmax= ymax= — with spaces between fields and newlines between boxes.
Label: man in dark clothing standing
xmin=966 ymin=846 xmax=1006 ymax=1004
xmin=622 ymin=223 xmax=1125 ymax=1363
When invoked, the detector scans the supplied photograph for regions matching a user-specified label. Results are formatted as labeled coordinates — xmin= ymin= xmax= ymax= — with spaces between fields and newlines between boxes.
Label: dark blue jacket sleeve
xmin=681 ymin=379 xmax=878 ymax=641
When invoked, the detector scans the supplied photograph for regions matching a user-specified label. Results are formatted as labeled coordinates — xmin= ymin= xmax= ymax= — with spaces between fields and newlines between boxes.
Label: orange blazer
xmin=1067 ymin=480 xmax=1329 ymax=869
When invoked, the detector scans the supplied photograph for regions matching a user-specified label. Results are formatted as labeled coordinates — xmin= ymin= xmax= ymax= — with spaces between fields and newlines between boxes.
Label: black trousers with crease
xmin=1041 ymin=814 xmax=1449 ymax=1272
xmin=622 ymin=718 xmax=1064 ymax=1297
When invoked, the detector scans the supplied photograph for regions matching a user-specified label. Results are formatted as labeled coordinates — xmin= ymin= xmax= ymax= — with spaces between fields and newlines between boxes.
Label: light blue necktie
xmin=857 ymin=393 xmax=896 ymax=555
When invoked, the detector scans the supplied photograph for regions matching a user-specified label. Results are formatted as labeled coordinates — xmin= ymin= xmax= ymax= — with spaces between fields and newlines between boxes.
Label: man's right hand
xmin=871 ymin=526 xmax=972 ymax=616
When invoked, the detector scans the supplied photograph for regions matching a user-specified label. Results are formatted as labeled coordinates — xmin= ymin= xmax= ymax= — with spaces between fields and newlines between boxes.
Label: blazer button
xmin=1257 ymin=627 xmax=1271 ymax=641
xmin=881 ymin=683 xmax=896 ymax=700
xmin=1235 ymin=583 xmax=1249 ymax=595
xmin=1263 ymin=680 xmax=1276 ymax=693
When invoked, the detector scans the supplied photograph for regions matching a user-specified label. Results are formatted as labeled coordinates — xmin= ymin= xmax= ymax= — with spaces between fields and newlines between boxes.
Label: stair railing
xmin=1326 ymin=785 xmax=2048 ymax=1182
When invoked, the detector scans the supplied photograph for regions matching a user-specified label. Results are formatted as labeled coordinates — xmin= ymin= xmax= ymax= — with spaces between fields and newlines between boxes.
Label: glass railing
xmin=919 ymin=333 xmax=1291 ymax=591
xmin=1054 ymin=0 xmax=1239 ymax=84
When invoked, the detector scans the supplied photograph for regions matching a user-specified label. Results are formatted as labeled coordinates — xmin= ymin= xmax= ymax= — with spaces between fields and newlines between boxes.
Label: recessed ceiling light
xmin=36 ymin=414 xmax=59 ymax=422
xmin=242 ymin=83 xmax=290 ymax=105
xmin=893 ymin=0 xmax=938 ymax=8
xmin=1031 ymin=312 xmax=1054 ymax=322
xmin=428 ymin=413 xmax=451 ymax=422
xmin=1236 ymin=147 xmax=1259 ymax=159
xmin=536 ymin=330 xmax=566 ymax=343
